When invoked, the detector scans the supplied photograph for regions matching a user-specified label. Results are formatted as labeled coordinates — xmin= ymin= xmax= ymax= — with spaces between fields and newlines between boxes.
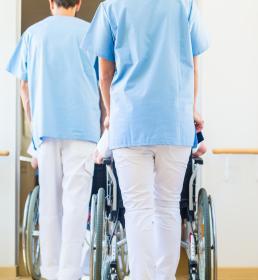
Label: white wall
xmin=0 ymin=0 xmax=20 ymax=267
xmin=200 ymin=0 xmax=258 ymax=267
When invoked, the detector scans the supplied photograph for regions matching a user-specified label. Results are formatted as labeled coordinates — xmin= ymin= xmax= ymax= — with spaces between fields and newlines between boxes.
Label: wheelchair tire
xmin=25 ymin=186 xmax=41 ymax=280
xmin=102 ymin=257 xmax=112 ymax=280
xmin=197 ymin=188 xmax=211 ymax=280
xmin=94 ymin=188 xmax=105 ymax=280
xmin=209 ymin=196 xmax=218 ymax=280
xmin=22 ymin=191 xmax=31 ymax=275
xmin=90 ymin=194 xmax=97 ymax=280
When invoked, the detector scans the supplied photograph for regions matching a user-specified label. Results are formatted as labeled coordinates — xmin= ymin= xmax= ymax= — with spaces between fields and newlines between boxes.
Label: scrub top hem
xmin=35 ymin=134 xmax=99 ymax=149
xmin=110 ymin=140 xmax=193 ymax=151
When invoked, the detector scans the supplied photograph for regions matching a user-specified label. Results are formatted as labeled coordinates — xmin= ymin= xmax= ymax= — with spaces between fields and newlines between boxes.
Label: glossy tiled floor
xmin=0 ymin=278 xmax=188 ymax=280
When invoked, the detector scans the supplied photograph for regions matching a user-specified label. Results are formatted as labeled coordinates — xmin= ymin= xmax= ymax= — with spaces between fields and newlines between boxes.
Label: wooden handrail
xmin=0 ymin=150 xmax=10 ymax=157
xmin=213 ymin=149 xmax=258 ymax=155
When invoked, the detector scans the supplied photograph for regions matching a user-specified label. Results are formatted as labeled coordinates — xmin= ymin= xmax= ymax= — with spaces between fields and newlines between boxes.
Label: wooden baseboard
xmin=219 ymin=268 xmax=258 ymax=280
xmin=0 ymin=266 xmax=17 ymax=277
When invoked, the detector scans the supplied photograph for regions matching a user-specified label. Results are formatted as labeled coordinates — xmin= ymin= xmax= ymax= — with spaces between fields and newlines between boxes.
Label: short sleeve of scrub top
xmin=81 ymin=3 xmax=115 ymax=62
xmin=189 ymin=0 xmax=210 ymax=56
xmin=6 ymin=33 xmax=28 ymax=81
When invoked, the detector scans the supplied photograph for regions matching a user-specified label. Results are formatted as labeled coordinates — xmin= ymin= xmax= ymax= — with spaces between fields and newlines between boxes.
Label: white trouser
xmin=37 ymin=139 xmax=96 ymax=280
xmin=113 ymin=146 xmax=191 ymax=280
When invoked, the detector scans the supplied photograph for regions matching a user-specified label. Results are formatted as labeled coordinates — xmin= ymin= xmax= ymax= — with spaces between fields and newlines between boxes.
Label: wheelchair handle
xmin=0 ymin=150 xmax=10 ymax=157
xmin=213 ymin=148 xmax=258 ymax=155
xmin=103 ymin=157 xmax=112 ymax=165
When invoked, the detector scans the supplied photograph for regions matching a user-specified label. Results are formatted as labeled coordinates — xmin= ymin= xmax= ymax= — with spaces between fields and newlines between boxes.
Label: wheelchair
xmin=22 ymin=181 xmax=41 ymax=280
xmin=180 ymin=156 xmax=218 ymax=280
xmin=89 ymin=158 xmax=129 ymax=280
xmin=22 ymin=155 xmax=217 ymax=280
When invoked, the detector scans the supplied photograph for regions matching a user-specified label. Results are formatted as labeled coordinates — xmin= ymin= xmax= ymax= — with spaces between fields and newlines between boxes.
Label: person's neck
xmin=52 ymin=7 xmax=76 ymax=17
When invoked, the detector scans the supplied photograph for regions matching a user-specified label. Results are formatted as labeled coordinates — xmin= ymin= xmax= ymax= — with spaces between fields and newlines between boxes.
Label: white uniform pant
xmin=113 ymin=146 xmax=191 ymax=280
xmin=37 ymin=140 xmax=96 ymax=280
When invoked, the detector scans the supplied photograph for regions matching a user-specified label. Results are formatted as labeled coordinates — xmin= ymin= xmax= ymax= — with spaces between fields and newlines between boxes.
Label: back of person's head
xmin=53 ymin=0 xmax=80 ymax=9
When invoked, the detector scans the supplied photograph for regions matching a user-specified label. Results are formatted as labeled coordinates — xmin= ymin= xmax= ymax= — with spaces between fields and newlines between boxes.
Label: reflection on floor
xmin=6 ymin=248 xmax=189 ymax=280
xmin=0 ymin=278 xmax=188 ymax=280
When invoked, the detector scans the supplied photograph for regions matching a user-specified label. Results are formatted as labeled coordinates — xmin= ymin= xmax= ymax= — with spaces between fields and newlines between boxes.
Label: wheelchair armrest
xmin=193 ymin=157 xmax=204 ymax=165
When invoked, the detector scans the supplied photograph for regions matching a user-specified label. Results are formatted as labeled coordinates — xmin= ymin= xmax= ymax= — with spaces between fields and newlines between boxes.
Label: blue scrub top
xmin=81 ymin=0 xmax=210 ymax=150
xmin=7 ymin=16 xmax=101 ymax=148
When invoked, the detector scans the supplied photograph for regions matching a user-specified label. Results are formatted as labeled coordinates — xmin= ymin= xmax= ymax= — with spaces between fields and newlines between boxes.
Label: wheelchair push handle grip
xmin=0 ymin=150 xmax=10 ymax=157
xmin=103 ymin=157 xmax=112 ymax=165
xmin=193 ymin=157 xmax=204 ymax=165
xmin=212 ymin=148 xmax=258 ymax=155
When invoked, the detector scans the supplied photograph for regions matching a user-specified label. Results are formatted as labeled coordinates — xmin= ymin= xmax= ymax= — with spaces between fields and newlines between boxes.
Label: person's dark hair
xmin=54 ymin=0 xmax=80 ymax=8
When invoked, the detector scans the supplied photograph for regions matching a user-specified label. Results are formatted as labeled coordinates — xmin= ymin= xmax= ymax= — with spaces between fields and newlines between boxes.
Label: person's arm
xmin=100 ymin=92 xmax=107 ymax=134
xmin=99 ymin=57 xmax=115 ymax=128
xmin=20 ymin=80 xmax=31 ymax=123
xmin=193 ymin=56 xmax=204 ymax=132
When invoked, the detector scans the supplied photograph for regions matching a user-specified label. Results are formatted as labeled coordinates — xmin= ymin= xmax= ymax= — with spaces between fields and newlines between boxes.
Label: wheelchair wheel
xmin=22 ymin=191 xmax=31 ymax=274
xmin=90 ymin=194 xmax=97 ymax=280
xmin=102 ymin=256 xmax=112 ymax=280
xmin=25 ymin=186 xmax=41 ymax=280
xmin=197 ymin=188 xmax=211 ymax=280
xmin=209 ymin=196 xmax=218 ymax=280
xmin=94 ymin=188 xmax=105 ymax=280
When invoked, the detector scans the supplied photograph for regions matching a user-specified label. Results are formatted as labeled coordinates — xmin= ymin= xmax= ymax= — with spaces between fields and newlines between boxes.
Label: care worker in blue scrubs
xmin=7 ymin=1 xmax=100 ymax=279
xmin=82 ymin=0 xmax=209 ymax=278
